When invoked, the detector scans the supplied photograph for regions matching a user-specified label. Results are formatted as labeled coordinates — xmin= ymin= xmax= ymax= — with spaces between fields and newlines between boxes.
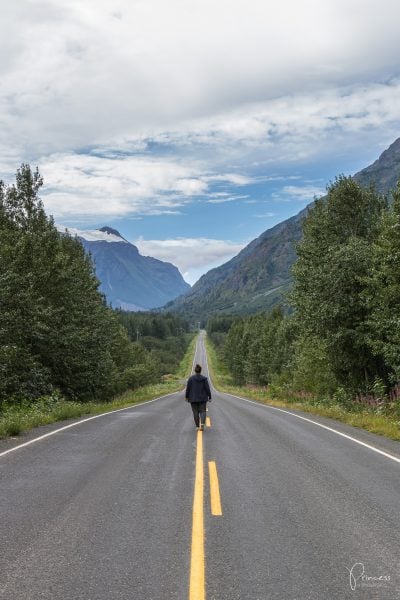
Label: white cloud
xmin=207 ymin=198 xmax=236 ymax=205
xmin=205 ymin=174 xmax=252 ymax=185
xmin=134 ymin=237 xmax=246 ymax=284
xmin=275 ymin=185 xmax=326 ymax=202
xmin=56 ymin=226 xmax=126 ymax=243
xmin=254 ymin=212 xmax=276 ymax=219
xmin=1 ymin=1 xmax=400 ymax=227
xmin=32 ymin=149 xmax=255 ymax=222
xmin=1 ymin=0 xmax=400 ymax=161
xmin=39 ymin=153 xmax=236 ymax=221
xmin=143 ymin=79 xmax=400 ymax=166
xmin=19 ymin=77 xmax=400 ymax=223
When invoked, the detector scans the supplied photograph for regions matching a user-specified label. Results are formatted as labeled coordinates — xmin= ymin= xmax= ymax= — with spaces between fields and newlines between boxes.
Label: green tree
xmin=291 ymin=175 xmax=388 ymax=390
xmin=224 ymin=319 xmax=247 ymax=384
xmin=0 ymin=166 xmax=53 ymax=400
xmin=222 ymin=309 xmax=295 ymax=388
xmin=0 ymin=164 xmax=139 ymax=403
xmin=291 ymin=336 xmax=338 ymax=395
xmin=244 ymin=314 xmax=266 ymax=384
xmin=365 ymin=183 xmax=400 ymax=383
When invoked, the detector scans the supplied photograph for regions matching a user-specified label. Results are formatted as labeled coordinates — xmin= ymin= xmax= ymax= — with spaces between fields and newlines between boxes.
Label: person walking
xmin=185 ymin=364 xmax=212 ymax=431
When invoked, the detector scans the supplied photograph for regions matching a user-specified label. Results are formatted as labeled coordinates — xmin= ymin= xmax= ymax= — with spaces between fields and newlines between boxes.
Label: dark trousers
xmin=191 ymin=402 xmax=207 ymax=427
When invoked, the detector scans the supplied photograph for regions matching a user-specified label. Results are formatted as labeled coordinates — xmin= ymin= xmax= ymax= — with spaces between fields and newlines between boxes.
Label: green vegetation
xmin=0 ymin=164 xmax=195 ymax=439
xmin=0 ymin=333 xmax=196 ymax=439
xmin=0 ymin=165 xmax=141 ymax=404
xmin=117 ymin=311 xmax=192 ymax=376
xmin=206 ymin=336 xmax=400 ymax=441
xmin=291 ymin=175 xmax=389 ymax=390
xmin=207 ymin=176 xmax=400 ymax=440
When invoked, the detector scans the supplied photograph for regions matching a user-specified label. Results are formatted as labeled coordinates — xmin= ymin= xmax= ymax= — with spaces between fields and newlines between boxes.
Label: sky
xmin=1 ymin=1 xmax=400 ymax=284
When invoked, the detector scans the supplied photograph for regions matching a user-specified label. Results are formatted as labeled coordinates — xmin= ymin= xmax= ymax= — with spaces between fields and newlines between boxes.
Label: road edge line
xmin=203 ymin=334 xmax=400 ymax=466
xmin=0 ymin=390 xmax=181 ymax=459
xmin=225 ymin=392 xmax=400 ymax=465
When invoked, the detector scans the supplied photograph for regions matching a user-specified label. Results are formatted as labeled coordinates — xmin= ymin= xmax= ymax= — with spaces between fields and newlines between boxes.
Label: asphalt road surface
xmin=1 ymin=332 xmax=400 ymax=599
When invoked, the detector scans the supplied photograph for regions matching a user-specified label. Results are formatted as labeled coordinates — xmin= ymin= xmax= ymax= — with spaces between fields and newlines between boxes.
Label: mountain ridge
xmin=66 ymin=227 xmax=190 ymax=311
xmin=166 ymin=136 xmax=400 ymax=320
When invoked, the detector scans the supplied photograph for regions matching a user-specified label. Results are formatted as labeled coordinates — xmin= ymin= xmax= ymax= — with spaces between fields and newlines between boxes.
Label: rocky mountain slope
xmin=355 ymin=137 xmax=400 ymax=192
xmin=72 ymin=227 xmax=190 ymax=311
xmin=166 ymin=137 xmax=400 ymax=321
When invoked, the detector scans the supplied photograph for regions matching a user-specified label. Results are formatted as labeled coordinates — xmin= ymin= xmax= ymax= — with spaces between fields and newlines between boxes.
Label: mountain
xmin=355 ymin=137 xmax=400 ymax=192
xmin=166 ymin=137 xmax=400 ymax=321
xmin=69 ymin=226 xmax=190 ymax=311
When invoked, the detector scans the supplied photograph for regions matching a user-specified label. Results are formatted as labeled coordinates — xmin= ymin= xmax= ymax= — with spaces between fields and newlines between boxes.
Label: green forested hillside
xmin=211 ymin=175 xmax=400 ymax=401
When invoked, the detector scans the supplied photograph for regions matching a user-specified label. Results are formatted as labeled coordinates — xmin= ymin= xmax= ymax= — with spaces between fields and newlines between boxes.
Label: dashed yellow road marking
xmin=189 ymin=430 xmax=205 ymax=600
xmin=208 ymin=461 xmax=223 ymax=516
xmin=206 ymin=417 xmax=211 ymax=428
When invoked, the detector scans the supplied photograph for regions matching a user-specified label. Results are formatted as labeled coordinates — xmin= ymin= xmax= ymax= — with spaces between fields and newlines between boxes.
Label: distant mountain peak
xmin=73 ymin=227 xmax=190 ymax=310
xmin=98 ymin=226 xmax=126 ymax=240
xmin=60 ymin=226 xmax=127 ymax=244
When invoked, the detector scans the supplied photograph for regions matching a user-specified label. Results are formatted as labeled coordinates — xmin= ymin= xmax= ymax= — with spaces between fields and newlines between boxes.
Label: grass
xmin=206 ymin=337 xmax=400 ymax=442
xmin=0 ymin=334 xmax=197 ymax=441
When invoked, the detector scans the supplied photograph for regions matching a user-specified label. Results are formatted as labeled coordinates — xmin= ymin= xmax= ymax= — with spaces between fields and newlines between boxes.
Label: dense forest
xmin=117 ymin=311 xmax=192 ymax=377
xmin=0 ymin=165 xmax=192 ymax=407
xmin=209 ymin=176 xmax=400 ymax=401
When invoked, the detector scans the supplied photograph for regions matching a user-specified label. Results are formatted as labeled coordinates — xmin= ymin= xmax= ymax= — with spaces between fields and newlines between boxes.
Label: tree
xmin=0 ymin=166 xmax=54 ymax=400
xmin=365 ymin=183 xmax=400 ymax=383
xmin=291 ymin=176 xmax=388 ymax=390
xmin=0 ymin=164 xmax=139 ymax=403
xmin=224 ymin=319 xmax=247 ymax=385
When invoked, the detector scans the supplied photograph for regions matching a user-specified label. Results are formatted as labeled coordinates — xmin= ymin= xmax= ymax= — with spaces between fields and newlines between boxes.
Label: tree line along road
xmin=0 ymin=332 xmax=400 ymax=599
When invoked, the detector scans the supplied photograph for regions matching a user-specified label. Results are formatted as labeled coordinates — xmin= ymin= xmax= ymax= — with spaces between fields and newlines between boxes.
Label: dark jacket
xmin=185 ymin=374 xmax=212 ymax=403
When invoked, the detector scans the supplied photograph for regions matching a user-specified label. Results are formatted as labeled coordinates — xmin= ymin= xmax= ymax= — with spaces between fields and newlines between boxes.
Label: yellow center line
xmin=208 ymin=461 xmax=223 ymax=516
xmin=189 ymin=430 xmax=205 ymax=600
xmin=206 ymin=416 xmax=211 ymax=428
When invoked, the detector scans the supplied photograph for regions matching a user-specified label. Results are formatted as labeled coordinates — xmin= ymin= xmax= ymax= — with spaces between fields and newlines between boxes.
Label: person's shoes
xmin=200 ymin=423 xmax=204 ymax=431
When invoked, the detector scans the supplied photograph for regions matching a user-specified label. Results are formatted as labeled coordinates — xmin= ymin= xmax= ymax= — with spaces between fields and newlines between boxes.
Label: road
xmin=1 ymin=332 xmax=400 ymax=599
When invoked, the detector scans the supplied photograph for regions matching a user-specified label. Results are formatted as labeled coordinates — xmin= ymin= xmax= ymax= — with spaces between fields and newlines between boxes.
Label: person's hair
xmin=194 ymin=364 xmax=202 ymax=373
